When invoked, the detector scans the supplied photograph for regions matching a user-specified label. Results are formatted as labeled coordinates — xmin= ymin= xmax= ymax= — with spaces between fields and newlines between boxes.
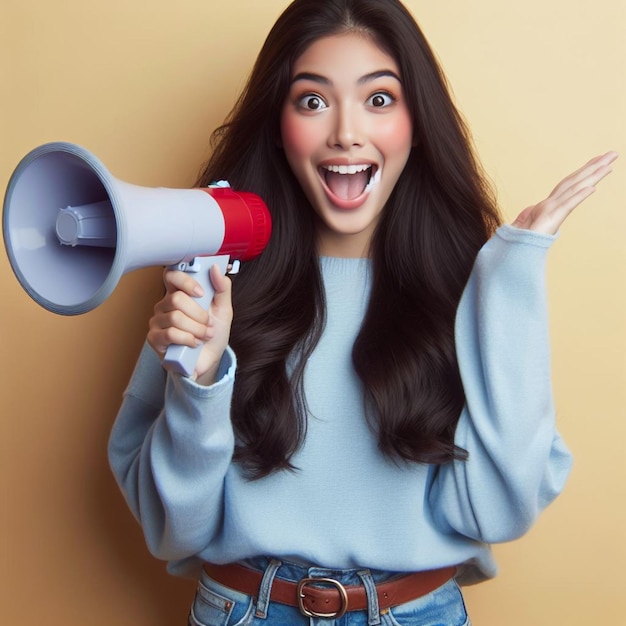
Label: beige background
xmin=1 ymin=1 xmax=624 ymax=624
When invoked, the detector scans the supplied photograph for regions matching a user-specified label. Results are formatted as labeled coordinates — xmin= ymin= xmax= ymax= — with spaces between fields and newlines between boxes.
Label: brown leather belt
xmin=203 ymin=562 xmax=456 ymax=619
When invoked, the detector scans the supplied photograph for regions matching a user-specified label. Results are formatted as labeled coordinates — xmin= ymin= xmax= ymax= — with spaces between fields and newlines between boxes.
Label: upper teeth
xmin=323 ymin=164 xmax=372 ymax=175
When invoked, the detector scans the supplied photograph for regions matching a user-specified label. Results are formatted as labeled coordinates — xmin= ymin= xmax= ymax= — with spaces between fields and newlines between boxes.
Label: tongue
xmin=325 ymin=170 xmax=369 ymax=200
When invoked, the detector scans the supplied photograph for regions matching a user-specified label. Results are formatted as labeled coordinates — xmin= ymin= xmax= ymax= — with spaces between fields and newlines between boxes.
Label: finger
xmin=150 ymin=289 xmax=212 ymax=354
xmin=154 ymin=290 xmax=210 ymax=326
xmin=549 ymin=160 xmax=614 ymax=217
xmin=148 ymin=297 xmax=213 ymax=355
xmin=519 ymin=185 xmax=596 ymax=235
xmin=162 ymin=268 xmax=204 ymax=297
xmin=548 ymin=151 xmax=618 ymax=202
xmin=566 ymin=151 xmax=617 ymax=182
xmin=152 ymin=302 xmax=211 ymax=337
xmin=543 ymin=186 xmax=596 ymax=232
xmin=148 ymin=324 xmax=203 ymax=355
xmin=525 ymin=152 xmax=617 ymax=234
xmin=555 ymin=160 xmax=614 ymax=204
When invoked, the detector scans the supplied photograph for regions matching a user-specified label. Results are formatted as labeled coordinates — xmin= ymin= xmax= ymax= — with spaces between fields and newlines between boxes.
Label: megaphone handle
xmin=161 ymin=255 xmax=231 ymax=377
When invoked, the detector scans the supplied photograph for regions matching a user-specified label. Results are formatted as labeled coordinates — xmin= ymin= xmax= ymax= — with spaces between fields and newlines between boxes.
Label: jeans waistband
xmin=240 ymin=555 xmax=402 ymax=586
xmin=208 ymin=557 xmax=456 ymax=624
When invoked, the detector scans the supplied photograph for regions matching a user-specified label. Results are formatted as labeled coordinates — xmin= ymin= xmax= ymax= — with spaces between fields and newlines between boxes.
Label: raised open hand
xmin=512 ymin=151 xmax=618 ymax=235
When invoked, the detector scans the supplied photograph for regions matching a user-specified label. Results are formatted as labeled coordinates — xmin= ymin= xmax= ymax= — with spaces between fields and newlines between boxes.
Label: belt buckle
xmin=297 ymin=577 xmax=349 ymax=619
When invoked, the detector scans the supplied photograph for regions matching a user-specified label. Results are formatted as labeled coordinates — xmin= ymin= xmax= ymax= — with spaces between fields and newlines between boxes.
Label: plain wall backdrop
xmin=1 ymin=1 xmax=624 ymax=624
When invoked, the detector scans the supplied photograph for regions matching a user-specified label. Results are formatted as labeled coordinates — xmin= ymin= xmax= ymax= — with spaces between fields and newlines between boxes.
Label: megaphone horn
xmin=3 ymin=142 xmax=272 ymax=376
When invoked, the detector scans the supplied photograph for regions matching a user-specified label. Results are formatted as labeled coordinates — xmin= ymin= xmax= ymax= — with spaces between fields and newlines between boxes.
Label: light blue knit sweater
xmin=108 ymin=225 xmax=572 ymax=585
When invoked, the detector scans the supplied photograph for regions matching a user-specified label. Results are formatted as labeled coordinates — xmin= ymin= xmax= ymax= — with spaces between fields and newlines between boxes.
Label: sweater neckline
xmin=319 ymin=256 xmax=371 ymax=277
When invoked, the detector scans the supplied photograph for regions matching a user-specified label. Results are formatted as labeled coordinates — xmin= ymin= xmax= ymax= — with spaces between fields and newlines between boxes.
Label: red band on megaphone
xmin=201 ymin=188 xmax=271 ymax=262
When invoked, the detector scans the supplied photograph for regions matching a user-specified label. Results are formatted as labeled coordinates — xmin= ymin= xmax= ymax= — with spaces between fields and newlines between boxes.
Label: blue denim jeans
xmin=188 ymin=557 xmax=471 ymax=626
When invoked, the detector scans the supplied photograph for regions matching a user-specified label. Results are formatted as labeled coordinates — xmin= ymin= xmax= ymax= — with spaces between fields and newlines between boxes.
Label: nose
xmin=328 ymin=105 xmax=364 ymax=150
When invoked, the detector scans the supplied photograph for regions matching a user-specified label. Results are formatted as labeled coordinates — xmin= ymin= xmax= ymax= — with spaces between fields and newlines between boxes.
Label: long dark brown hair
xmin=196 ymin=0 xmax=501 ymax=478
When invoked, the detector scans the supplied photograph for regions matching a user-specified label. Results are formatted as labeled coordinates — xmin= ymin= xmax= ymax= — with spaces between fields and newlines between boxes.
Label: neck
xmin=315 ymin=226 xmax=373 ymax=259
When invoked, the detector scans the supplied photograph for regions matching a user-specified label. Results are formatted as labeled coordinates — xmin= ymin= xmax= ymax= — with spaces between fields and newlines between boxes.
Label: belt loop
xmin=357 ymin=569 xmax=381 ymax=626
xmin=254 ymin=559 xmax=282 ymax=619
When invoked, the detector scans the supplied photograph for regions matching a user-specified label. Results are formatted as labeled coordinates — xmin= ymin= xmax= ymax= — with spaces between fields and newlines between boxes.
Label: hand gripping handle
xmin=161 ymin=254 xmax=230 ymax=377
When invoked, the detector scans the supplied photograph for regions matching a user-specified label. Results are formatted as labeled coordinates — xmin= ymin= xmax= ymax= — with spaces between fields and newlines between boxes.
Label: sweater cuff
xmin=172 ymin=346 xmax=237 ymax=399
xmin=496 ymin=224 xmax=559 ymax=248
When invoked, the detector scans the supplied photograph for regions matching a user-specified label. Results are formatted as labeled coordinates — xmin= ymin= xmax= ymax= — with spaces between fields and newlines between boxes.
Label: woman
xmin=108 ymin=1 xmax=616 ymax=623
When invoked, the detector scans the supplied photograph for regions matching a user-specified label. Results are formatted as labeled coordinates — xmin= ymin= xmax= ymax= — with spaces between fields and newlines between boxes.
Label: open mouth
xmin=319 ymin=163 xmax=379 ymax=203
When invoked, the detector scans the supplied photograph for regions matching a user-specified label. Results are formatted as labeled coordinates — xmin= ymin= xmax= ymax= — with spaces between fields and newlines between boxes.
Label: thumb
xmin=209 ymin=263 xmax=233 ymax=312
xmin=511 ymin=206 xmax=534 ymax=230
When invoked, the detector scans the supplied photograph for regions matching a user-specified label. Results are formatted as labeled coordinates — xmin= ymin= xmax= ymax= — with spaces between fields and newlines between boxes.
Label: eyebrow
xmin=291 ymin=70 xmax=402 ymax=86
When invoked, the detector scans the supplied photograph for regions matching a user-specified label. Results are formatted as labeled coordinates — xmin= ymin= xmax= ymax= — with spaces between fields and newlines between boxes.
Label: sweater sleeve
xmin=108 ymin=342 xmax=236 ymax=561
xmin=429 ymin=225 xmax=573 ymax=543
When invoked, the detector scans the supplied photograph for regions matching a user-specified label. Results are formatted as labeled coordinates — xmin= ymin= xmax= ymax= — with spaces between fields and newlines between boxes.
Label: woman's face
xmin=280 ymin=32 xmax=413 ymax=257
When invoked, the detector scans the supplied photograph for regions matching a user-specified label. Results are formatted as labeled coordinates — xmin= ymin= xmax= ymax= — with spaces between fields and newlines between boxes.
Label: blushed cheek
xmin=280 ymin=112 xmax=319 ymax=159
xmin=378 ymin=113 xmax=413 ymax=155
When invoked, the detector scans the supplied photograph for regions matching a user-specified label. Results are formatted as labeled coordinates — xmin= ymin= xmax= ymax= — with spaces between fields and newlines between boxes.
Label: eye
xmin=297 ymin=94 xmax=328 ymax=111
xmin=367 ymin=92 xmax=395 ymax=108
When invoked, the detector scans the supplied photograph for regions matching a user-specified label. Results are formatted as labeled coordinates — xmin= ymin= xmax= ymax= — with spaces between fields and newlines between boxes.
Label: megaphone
xmin=3 ymin=142 xmax=272 ymax=376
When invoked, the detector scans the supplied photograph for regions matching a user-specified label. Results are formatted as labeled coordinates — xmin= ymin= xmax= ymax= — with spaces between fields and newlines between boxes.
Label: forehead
xmin=292 ymin=33 xmax=400 ymax=79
